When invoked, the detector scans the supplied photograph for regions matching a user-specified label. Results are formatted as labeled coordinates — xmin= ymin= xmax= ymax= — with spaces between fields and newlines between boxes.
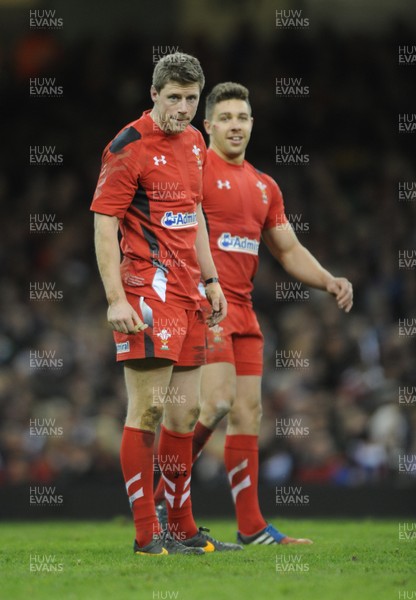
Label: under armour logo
xmin=153 ymin=155 xmax=167 ymax=166
xmin=217 ymin=180 xmax=231 ymax=189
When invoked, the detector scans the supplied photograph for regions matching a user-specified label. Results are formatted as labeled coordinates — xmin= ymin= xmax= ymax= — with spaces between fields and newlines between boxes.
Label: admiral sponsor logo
xmin=161 ymin=211 xmax=197 ymax=228
xmin=275 ymin=77 xmax=310 ymax=97
xmin=398 ymin=181 xmax=416 ymax=201
xmin=275 ymin=9 xmax=309 ymax=29
xmin=399 ymin=387 xmax=416 ymax=404
xmin=399 ymin=114 xmax=416 ymax=133
xmin=217 ymin=233 xmax=260 ymax=255
xmin=116 ymin=341 xmax=130 ymax=354
xmin=398 ymin=45 xmax=416 ymax=65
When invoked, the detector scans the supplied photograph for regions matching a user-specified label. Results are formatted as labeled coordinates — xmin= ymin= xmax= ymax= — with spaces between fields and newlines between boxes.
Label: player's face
xmin=151 ymin=82 xmax=201 ymax=134
xmin=204 ymin=99 xmax=253 ymax=163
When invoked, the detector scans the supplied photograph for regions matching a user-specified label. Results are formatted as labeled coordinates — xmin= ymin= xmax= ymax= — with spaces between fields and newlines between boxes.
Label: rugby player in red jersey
xmin=91 ymin=58 xmax=242 ymax=555
xmin=154 ymin=82 xmax=353 ymax=544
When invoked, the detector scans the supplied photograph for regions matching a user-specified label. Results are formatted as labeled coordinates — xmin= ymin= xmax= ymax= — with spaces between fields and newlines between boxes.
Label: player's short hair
xmin=152 ymin=53 xmax=205 ymax=92
xmin=205 ymin=82 xmax=251 ymax=120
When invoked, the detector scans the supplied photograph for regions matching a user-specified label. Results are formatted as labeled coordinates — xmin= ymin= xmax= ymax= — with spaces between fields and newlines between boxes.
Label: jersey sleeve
xmin=90 ymin=131 xmax=141 ymax=219
xmin=263 ymin=175 xmax=288 ymax=230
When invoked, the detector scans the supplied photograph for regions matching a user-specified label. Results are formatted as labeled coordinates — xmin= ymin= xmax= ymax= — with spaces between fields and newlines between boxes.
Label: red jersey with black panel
xmin=91 ymin=110 xmax=206 ymax=309
xmin=202 ymin=148 xmax=288 ymax=305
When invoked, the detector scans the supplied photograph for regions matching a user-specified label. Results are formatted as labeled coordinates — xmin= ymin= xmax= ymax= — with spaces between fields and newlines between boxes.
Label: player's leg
xmin=153 ymin=308 xmax=236 ymax=503
xmin=121 ymin=357 xmax=172 ymax=554
xmin=196 ymin=360 xmax=237 ymax=450
xmin=224 ymin=374 xmax=266 ymax=536
xmin=156 ymin=310 xmax=242 ymax=551
xmin=152 ymin=361 xmax=235 ymax=503
xmin=158 ymin=365 xmax=202 ymax=542
xmin=118 ymin=295 xmax=204 ymax=555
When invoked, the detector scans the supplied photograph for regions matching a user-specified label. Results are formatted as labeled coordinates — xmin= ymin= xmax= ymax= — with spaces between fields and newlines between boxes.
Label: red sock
xmin=154 ymin=421 xmax=213 ymax=504
xmin=192 ymin=421 xmax=214 ymax=459
xmin=224 ymin=434 xmax=267 ymax=536
xmin=158 ymin=425 xmax=198 ymax=539
xmin=120 ymin=426 xmax=160 ymax=547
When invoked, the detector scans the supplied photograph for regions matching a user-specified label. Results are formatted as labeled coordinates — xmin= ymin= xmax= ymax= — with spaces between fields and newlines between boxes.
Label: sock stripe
xmin=227 ymin=458 xmax=248 ymax=484
xmin=231 ymin=474 xmax=251 ymax=503
xmin=179 ymin=489 xmax=191 ymax=508
xmin=161 ymin=472 xmax=176 ymax=491
xmin=125 ymin=472 xmax=142 ymax=493
xmin=129 ymin=487 xmax=144 ymax=506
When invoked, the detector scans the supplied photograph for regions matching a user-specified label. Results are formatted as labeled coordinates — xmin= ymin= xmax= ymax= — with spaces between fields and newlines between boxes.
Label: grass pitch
xmin=1 ymin=519 xmax=415 ymax=600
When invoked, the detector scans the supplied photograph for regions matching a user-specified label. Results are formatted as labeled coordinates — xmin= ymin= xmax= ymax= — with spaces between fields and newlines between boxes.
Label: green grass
xmin=1 ymin=519 xmax=415 ymax=600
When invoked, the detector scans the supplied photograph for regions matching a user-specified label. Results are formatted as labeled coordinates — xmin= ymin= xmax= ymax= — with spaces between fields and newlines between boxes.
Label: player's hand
xmin=107 ymin=299 xmax=148 ymax=334
xmin=326 ymin=277 xmax=353 ymax=313
xmin=205 ymin=282 xmax=228 ymax=327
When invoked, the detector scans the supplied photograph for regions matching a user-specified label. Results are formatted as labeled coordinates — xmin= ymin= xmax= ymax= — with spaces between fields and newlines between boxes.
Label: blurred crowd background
xmin=0 ymin=0 xmax=415 ymax=499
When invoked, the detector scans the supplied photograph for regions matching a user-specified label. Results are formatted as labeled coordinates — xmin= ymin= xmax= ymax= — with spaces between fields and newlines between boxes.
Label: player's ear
xmin=203 ymin=119 xmax=211 ymax=134
xmin=150 ymin=85 xmax=159 ymax=103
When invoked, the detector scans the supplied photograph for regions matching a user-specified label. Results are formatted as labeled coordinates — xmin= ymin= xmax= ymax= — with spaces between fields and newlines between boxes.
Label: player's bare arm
xmin=262 ymin=224 xmax=353 ymax=313
xmin=94 ymin=213 xmax=147 ymax=333
xmin=195 ymin=203 xmax=227 ymax=326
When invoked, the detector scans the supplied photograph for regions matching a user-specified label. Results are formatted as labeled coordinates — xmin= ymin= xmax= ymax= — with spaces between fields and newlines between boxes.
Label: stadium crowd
xmin=0 ymin=23 xmax=415 ymax=489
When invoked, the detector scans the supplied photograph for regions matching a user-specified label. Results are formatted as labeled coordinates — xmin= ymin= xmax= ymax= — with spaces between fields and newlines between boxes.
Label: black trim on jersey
xmin=131 ymin=184 xmax=150 ymax=219
xmin=110 ymin=127 xmax=141 ymax=153
xmin=140 ymin=223 xmax=160 ymax=258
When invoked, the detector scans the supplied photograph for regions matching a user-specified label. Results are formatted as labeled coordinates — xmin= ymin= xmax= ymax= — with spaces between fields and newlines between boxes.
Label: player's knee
xmin=139 ymin=405 xmax=163 ymax=430
xmin=229 ymin=398 xmax=262 ymax=429
xmin=188 ymin=406 xmax=201 ymax=429
xmin=202 ymin=382 xmax=235 ymax=425
xmin=166 ymin=405 xmax=200 ymax=432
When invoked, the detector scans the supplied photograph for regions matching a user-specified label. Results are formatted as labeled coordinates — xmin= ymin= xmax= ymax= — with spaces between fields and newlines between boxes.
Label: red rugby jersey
xmin=202 ymin=148 xmax=288 ymax=305
xmin=91 ymin=110 xmax=206 ymax=309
